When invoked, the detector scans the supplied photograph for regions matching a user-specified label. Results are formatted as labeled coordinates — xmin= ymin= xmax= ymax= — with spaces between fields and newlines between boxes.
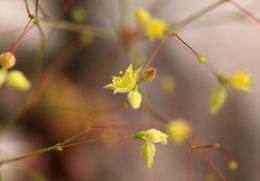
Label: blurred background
xmin=0 ymin=0 xmax=260 ymax=180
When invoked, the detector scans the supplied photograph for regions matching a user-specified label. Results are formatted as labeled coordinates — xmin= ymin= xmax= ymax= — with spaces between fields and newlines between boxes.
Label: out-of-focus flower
xmin=6 ymin=70 xmax=31 ymax=91
xmin=127 ymin=90 xmax=142 ymax=109
xmin=228 ymin=160 xmax=238 ymax=171
xmin=210 ymin=86 xmax=227 ymax=114
xmin=141 ymin=141 xmax=155 ymax=168
xmin=228 ymin=72 xmax=252 ymax=92
xmin=165 ymin=119 xmax=191 ymax=143
xmin=0 ymin=52 xmax=16 ymax=69
xmin=71 ymin=7 xmax=87 ymax=23
xmin=160 ymin=75 xmax=176 ymax=94
xmin=133 ymin=8 xmax=168 ymax=40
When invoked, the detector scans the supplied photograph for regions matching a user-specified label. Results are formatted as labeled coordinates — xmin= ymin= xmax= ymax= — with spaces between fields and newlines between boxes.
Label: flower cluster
xmin=0 ymin=52 xmax=31 ymax=91
xmin=134 ymin=8 xmax=168 ymax=41
xmin=133 ymin=129 xmax=168 ymax=168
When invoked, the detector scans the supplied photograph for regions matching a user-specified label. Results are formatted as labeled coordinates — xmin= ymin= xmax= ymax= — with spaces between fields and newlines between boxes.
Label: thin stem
xmin=60 ymin=136 xmax=132 ymax=149
xmin=143 ymin=105 xmax=168 ymax=124
xmin=229 ymin=0 xmax=260 ymax=24
xmin=170 ymin=0 xmax=226 ymax=30
xmin=188 ymin=150 xmax=194 ymax=181
xmin=137 ymin=37 xmax=167 ymax=84
xmin=35 ymin=0 xmax=39 ymax=17
xmin=0 ymin=144 xmax=62 ymax=165
xmin=24 ymin=0 xmax=33 ymax=18
xmin=9 ymin=19 xmax=33 ymax=54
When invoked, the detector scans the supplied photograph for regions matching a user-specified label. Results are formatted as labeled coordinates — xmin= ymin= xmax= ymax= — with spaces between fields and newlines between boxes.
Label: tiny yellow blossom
xmin=140 ymin=141 xmax=155 ymax=168
xmin=228 ymin=72 xmax=252 ymax=92
xmin=210 ymin=86 xmax=227 ymax=114
xmin=104 ymin=64 xmax=142 ymax=94
xmin=71 ymin=7 xmax=87 ymax=23
xmin=145 ymin=19 xmax=167 ymax=40
xmin=228 ymin=160 xmax=238 ymax=171
xmin=165 ymin=119 xmax=191 ymax=143
xmin=134 ymin=8 xmax=151 ymax=26
xmin=127 ymin=90 xmax=142 ymax=109
xmin=0 ymin=52 xmax=16 ymax=69
xmin=145 ymin=129 xmax=168 ymax=144
xmin=6 ymin=70 xmax=31 ymax=91
xmin=197 ymin=56 xmax=207 ymax=64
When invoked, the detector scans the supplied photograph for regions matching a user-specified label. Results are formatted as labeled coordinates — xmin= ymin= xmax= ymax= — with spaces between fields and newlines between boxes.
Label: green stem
xmin=170 ymin=0 xmax=226 ymax=30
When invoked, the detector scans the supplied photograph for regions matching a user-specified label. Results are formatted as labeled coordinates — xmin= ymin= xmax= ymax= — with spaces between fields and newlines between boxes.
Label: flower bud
xmin=141 ymin=68 xmax=156 ymax=82
xmin=134 ymin=8 xmax=151 ymax=26
xmin=228 ymin=160 xmax=238 ymax=171
xmin=0 ymin=52 xmax=16 ymax=69
xmin=145 ymin=129 xmax=168 ymax=144
xmin=140 ymin=141 xmax=155 ymax=168
xmin=210 ymin=86 xmax=226 ymax=114
xmin=228 ymin=72 xmax=252 ymax=92
xmin=165 ymin=119 xmax=191 ymax=143
xmin=127 ymin=90 xmax=142 ymax=109
xmin=197 ymin=56 xmax=207 ymax=64
xmin=6 ymin=70 xmax=31 ymax=91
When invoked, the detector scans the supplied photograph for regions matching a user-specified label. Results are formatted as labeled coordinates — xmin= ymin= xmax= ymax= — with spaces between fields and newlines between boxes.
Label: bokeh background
xmin=0 ymin=0 xmax=260 ymax=180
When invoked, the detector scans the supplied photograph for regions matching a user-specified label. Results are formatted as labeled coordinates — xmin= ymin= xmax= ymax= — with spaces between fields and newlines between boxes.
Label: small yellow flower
xmin=165 ymin=119 xmax=191 ymax=143
xmin=134 ymin=8 xmax=151 ymax=26
xmin=0 ymin=51 xmax=16 ymax=69
xmin=6 ymin=70 xmax=31 ymax=91
xmin=228 ymin=160 xmax=238 ymax=171
xmin=127 ymin=90 xmax=142 ymax=109
xmin=145 ymin=129 xmax=168 ymax=144
xmin=228 ymin=72 xmax=252 ymax=92
xmin=140 ymin=141 xmax=155 ymax=168
xmin=133 ymin=8 xmax=168 ymax=40
xmin=104 ymin=64 xmax=142 ymax=94
xmin=145 ymin=19 xmax=167 ymax=40
xmin=210 ymin=86 xmax=227 ymax=114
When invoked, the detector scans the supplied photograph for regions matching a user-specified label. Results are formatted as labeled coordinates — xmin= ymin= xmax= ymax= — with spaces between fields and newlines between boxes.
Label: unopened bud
xmin=6 ymin=70 xmax=31 ymax=91
xmin=141 ymin=68 xmax=156 ymax=82
xmin=0 ymin=52 xmax=16 ymax=69
xmin=228 ymin=160 xmax=238 ymax=171
xmin=197 ymin=56 xmax=207 ymax=64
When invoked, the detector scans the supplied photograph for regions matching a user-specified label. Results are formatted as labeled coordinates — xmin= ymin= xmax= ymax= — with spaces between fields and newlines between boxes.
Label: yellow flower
xmin=228 ymin=160 xmax=238 ymax=171
xmin=6 ymin=70 xmax=31 ymax=91
xmin=210 ymin=86 xmax=227 ymax=114
xmin=140 ymin=141 xmax=155 ymax=168
xmin=144 ymin=19 xmax=167 ymax=40
xmin=133 ymin=8 xmax=168 ymax=40
xmin=228 ymin=72 xmax=252 ymax=92
xmin=0 ymin=51 xmax=16 ymax=69
xmin=104 ymin=64 xmax=142 ymax=94
xmin=165 ymin=119 xmax=191 ymax=143
xmin=127 ymin=90 xmax=142 ymax=109
xmin=145 ymin=129 xmax=168 ymax=144
xmin=134 ymin=8 xmax=151 ymax=26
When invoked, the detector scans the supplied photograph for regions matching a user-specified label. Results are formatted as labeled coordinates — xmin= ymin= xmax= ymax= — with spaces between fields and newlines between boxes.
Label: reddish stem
xmin=188 ymin=150 xmax=194 ymax=181
xmin=61 ymin=136 xmax=132 ymax=149
xmin=229 ymin=0 xmax=260 ymax=24
xmin=9 ymin=19 xmax=33 ymax=54
xmin=137 ymin=37 xmax=167 ymax=84
xmin=185 ymin=138 xmax=227 ymax=181
xmin=175 ymin=34 xmax=199 ymax=57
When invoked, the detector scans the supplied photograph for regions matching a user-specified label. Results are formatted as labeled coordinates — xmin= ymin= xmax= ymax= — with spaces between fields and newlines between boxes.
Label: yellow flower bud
xmin=197 ymin=56 xmax=207 ymax=64
xmin=6 ymin=70 xmax=31 ymax=91
xmin=0 ymin=52 xmax=16 ymax=69
xmin=145 ymin=19 xmax=167 ymax=41
xmin=134 ymin=8 xmax=151 ymax=26
xmin=141 ymin=68 xmax=156 ymax=82
xmin=127 ymin=90 xmax=142 ymax=109
xmin=165 ymin=119 xmax=191 ymax=143
xmin=71 ymin=7 xmax=87 ymax=23
xmin=228 ymin=72 xmax=252 ymax=92
xmin=140 ymin=141 xmax=155 ymax=168
xmin=228 ymin=160 xmax=238 ymax=171
xmin=210 ymin=86 xmax=227 ymax=114
xmin=145 ymin=129 xmax=168 ymax=144
xmin=160 ymin=75 xmax=176 ymax=94
xmin=0 ymin=70 xmax=6 ymax=87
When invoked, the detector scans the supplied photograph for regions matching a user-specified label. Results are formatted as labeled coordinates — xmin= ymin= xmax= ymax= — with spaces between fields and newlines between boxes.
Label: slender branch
xmin=188 ymin=150 xmax=194 ymax=181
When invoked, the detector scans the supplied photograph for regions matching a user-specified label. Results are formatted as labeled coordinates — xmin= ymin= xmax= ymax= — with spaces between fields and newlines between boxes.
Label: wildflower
xmin=228 ymin=160 xmax=238 ymax=171
xmin=104 ymin=64 xmax=142 ymax=109
xmin=127 ymin=89 xmax=142 ymax=109
xmin=6 ymin=70 xmax=31 ymax=91
xmin=134 ymin=8 xmax=151 ymax=26
xmin=145 ymin=19 xmax=167 ymax=40
xmin=0 ymin=52 xmax=16 ymax=69
xmin=210 ymin=86 xmax=227 ymax=114
xmin=145 ymin=129 xmax=168 ymax=144
xmin=141 ymin=67 xmax=156 ymax=82
xmin=165 ymin=119 xmax=191 ymax=143
xmin=141 ymin=141 xmax=155 ymax=168
xmin=104 ymin=64 xmax=141 ymax=94
xmin=133 ymin=8 xmax=168 ymax=40
xmin=228 ymin=72 xmax=252 ymax=92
